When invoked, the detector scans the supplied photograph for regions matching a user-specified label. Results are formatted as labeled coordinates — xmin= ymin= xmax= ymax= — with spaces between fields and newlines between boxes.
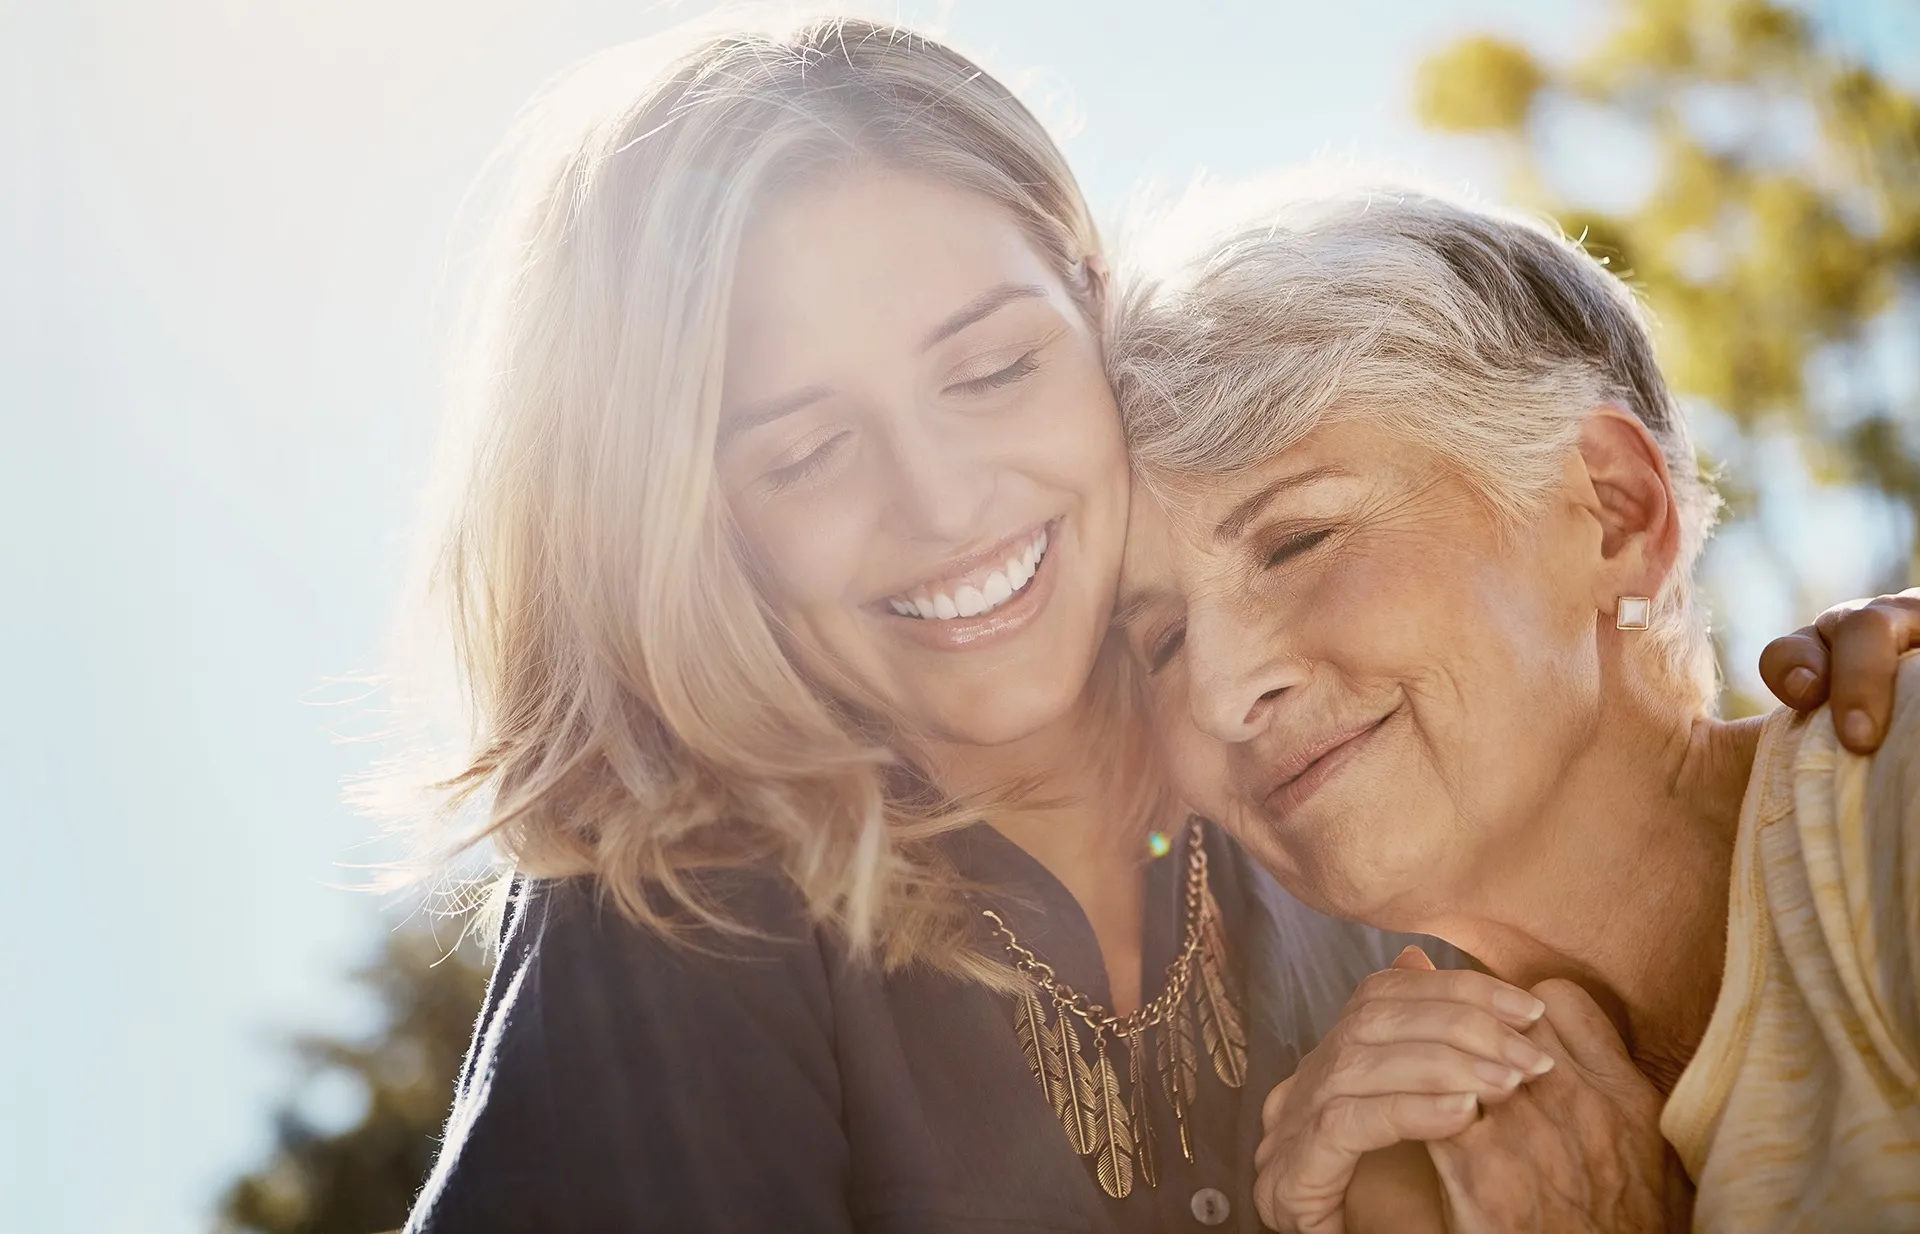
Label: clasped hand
xmin=1253 ymin=947 xmax=1685 ymax=1234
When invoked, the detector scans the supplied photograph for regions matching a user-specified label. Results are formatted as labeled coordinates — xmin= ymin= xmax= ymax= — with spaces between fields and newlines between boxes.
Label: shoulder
xmin=408 ymin=864 xmax=851 ymax=1231
xmin=1756 ymin=651 xmax=1920 ymax=1052
xmin=495 ymin=864 xmax=838 ymax=1030
xmin=1885 ymin=650 xmax=1920 ymax=757
xmin=1852 ymin=652 xmax=1920 ymax=915
xmin=1762 ymin=650 xmax=1920 ymax=831
xmin=505 ymin=862 xmax=822 ymax=964
xmin=1867 ymin=652 xmax=1920 ymax=832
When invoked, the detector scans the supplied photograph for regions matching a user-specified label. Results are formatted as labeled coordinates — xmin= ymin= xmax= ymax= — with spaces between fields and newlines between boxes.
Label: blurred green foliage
xmin=1417 ymin=0 xmax=1920 ymax=592
xmin=214 ymin=927 xmax=489 ymax=1234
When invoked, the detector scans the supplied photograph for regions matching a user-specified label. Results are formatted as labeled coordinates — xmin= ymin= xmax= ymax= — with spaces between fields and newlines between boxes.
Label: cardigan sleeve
xmin=405 ymin=874 xmax=854 ymax=1234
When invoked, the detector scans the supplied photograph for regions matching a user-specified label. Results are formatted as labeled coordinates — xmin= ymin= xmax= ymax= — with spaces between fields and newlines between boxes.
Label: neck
xmin=925 ymin=678 xmax=1165 ymax=1013
xmin=1422 ymin=695 xmax=1762 ymax=1092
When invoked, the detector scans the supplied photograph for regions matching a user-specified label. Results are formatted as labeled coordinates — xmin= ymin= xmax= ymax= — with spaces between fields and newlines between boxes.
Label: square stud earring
xmin=1616 ymin=596 xmax=1652 ymax=630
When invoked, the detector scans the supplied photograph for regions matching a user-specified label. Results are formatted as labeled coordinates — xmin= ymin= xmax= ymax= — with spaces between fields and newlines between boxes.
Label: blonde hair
xmin=1110 ymin=178 xmax=1720 ymax=709
xmin=414 ymin=17 xmax=1107 ymax=976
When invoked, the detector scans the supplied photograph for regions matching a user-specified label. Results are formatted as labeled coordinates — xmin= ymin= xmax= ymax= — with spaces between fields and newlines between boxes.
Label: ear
xmin=1570 ymin=408 xmax=1682 ymax=614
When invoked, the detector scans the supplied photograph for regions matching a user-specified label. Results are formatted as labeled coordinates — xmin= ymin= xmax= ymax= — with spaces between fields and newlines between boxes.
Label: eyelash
xmin=1148 ymin=625 xmax=1186 ymax=674
xmin=1264 ymin=527 xmax=1334 ymax=569
xmin=1140 ymin=531 xmax=1333 ymax=674
xmin=948 ymin=351 xmax=1039 ymax=396
xmin=764 ymin=432 xmax=849 ymax=493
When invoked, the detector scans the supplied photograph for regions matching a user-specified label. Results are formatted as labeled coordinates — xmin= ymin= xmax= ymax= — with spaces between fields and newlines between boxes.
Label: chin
xmin=927 ymin=674 xmax=1085 ymax=747
xmin=1244 ymin=790 xmax=1444 ymax=929
xmin=1317 ymin=840 xmax=1455 ymax=933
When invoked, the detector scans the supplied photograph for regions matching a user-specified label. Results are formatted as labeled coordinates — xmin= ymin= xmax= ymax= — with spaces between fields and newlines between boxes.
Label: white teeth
xmin=886 ymin=525 xmax=1053 ymax=621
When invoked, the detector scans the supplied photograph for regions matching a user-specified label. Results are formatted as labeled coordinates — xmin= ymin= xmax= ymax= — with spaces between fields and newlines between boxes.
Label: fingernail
xmin=1493 ymin=989 xmax=1546 ymax=1022
xmin=1504 ymin=1037 xmax=1555 ymax=1075
xmin=1439 ymin=1092 xmax=1478 ymax=1115
xmin=1784 ymin=666 xmax=1816 ymax=698
xmin=1842 ymin=709 xmax=1874 ymax=748
xmin=1473 ymin=1059 xmax=1525 ymax=1090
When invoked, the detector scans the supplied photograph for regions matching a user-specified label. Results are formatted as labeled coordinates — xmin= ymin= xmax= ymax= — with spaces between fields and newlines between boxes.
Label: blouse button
xmin=1190 ymin=1187 xmax=1231 ymax=1226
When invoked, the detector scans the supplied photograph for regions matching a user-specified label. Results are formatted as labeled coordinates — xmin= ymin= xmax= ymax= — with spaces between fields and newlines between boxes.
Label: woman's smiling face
xmin=1117 ymin=419 xmax=1606 ymax=928
xmin=716 ymin=169 xmax=1130 ymax=748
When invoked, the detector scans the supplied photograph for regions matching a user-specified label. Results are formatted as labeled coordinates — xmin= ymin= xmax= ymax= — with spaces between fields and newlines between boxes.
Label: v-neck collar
xmin=943 ymin=820 xmax=1185 ymax=1012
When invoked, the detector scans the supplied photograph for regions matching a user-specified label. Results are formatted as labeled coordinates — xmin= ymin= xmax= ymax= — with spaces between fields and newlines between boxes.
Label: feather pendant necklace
xmin=981 ymin=819 xmax=1247 ymax=1200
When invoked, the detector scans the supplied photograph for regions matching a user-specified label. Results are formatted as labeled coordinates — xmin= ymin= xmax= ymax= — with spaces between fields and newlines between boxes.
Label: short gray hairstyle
xmin=1110 ymin=182 xmax=1720 ymax=709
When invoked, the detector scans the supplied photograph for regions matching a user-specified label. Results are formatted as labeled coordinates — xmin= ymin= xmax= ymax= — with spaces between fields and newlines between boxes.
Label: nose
xmin=1185 ymin=598 xmax=1306 ymax=744
xmin=883 ymin=415 xmax=995 ymax=543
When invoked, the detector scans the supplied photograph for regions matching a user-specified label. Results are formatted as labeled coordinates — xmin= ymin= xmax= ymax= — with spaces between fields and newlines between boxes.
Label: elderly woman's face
xmin=1118 ymin=419 xmax=1603 ymax=928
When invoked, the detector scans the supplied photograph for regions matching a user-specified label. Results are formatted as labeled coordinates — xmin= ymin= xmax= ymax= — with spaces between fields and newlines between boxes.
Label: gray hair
xmin=1110 ymin=182 xmax=1720 ymax=709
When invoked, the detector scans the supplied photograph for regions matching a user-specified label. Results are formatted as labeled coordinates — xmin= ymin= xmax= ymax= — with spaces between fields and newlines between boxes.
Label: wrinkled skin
xmin=1252 ymin=594 xmax=1919 ymax=1234
xmin=1426 ymin=979 xmax=1688 ymax=1234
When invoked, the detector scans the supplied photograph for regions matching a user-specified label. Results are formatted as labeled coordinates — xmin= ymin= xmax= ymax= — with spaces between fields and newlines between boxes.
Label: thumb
xmin=1393 ymin=945 xmax=1437 ymax=972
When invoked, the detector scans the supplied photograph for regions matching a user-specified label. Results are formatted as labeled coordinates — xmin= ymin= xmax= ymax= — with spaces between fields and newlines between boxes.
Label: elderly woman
xmin=1108 ymin=187 xmax=1920 ymax=1232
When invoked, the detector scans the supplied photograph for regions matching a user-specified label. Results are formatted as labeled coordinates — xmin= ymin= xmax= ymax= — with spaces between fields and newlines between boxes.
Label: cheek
xmin=733 ymin=491 xmax=872 ymax=612
xmin=1151 ymin=682 xmax=1230 ymax=812
xmin=1031 ymin=351 xmax=1129 ymax=497
xmin=1294 ymin=543 xmax=1459 ymax=685
xmin=1328 ymin=536 xmax=1596 ymax=834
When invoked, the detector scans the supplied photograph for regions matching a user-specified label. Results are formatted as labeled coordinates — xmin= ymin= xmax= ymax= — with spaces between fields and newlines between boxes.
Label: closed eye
xmin=1148 ymin=623 xmax=1187 ymax=674
xmin=764 ymin=431 xmax=850 ymax=493
xmin=946 ymin=350 xmax=1038 ymax=396
xmin=1264 ymin=527 xmax=1334 ymax=570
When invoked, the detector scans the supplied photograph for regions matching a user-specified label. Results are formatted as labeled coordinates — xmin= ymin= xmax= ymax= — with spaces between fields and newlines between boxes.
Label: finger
xmin=1349 ymin=966 xmax=1546 ymax=1029
xmin=1758 ymin=625 xmax=1830 ymax=711
xmin=1392 ymin=944 xmax=1438 ymax=972
xmin=1824 ymin=592 xmax=1920 ymax=754
xmin=1530 ymin=978 xmax=1639 ymax=1084
xmin=1344 ymin=998 xmax=1556 ymax=1077
xmin=1266 ymin=1091 xmax=1480 ymax=1230
xmin=1316 ymin=1092 xmax=1482 ymax=1155
xmin=1261 ymin=1077 xmax=1297 ymax=1138
xmin=1321 ymin=1039 xmax=1535 ymax=1104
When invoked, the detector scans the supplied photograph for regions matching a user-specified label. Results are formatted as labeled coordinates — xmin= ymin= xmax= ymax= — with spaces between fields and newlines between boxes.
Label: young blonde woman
xmin=398 ymin=18 xmax=1905 ymax=1232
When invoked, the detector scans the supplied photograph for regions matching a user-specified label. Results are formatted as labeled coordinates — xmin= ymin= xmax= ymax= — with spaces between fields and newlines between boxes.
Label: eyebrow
xmin=921 ymin=283 xmax=1048 ymax=351
xmin=717 ymin=384 xmax=831 ymax=445
xmin=1213 ymin=465 xmax=1350 ymax=545
xmin=1110 ymin=587 xmax=1174 ymax=632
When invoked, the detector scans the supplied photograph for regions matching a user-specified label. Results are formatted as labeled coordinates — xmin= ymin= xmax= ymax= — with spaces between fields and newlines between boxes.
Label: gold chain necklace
xmin=980 ymin=818 xmax=1248 ymax=1200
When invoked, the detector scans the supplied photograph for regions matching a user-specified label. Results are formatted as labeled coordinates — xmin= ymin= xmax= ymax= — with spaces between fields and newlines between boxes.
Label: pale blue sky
xmin=3 ymin=1 xmax=1913 ymax=1230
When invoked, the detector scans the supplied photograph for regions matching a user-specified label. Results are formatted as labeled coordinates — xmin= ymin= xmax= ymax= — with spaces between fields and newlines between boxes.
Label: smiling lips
xmin=885 ymin=525 xmax=1051 ymax=621
xmin=1260 ymin=709 xmax=1396 ymax=816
